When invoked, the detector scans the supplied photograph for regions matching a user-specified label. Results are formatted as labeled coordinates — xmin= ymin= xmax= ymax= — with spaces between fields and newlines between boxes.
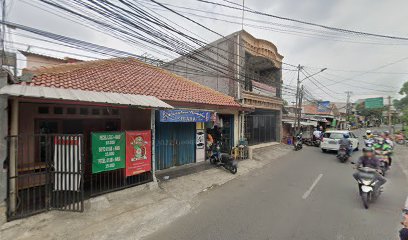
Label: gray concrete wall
xmin=164 ymin=35 xmax=240 ymax=98
xmin=0 ymin=71 xmax=8 ymax=222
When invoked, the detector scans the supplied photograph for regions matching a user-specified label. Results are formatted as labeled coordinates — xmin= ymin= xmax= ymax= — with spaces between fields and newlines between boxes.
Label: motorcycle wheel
xmin=229 ymin=165 xmax=237 ymax=174
xmin=361 ymin=192 xmax=370 ymax=209
xmin=340 ymin=157 xmax=347 ymax=163
xmin=210 ymin=156 xmax=216 ymax=164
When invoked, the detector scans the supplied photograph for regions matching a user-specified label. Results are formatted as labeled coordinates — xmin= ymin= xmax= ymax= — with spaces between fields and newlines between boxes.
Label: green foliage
xmin=355 ymin=102 xmax=384 ymax=119
xmin=395 ymin=81 xmax=408 ymax=123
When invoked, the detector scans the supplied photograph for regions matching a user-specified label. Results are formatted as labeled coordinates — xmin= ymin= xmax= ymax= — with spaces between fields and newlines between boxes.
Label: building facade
xmin=0 ymin=57 xmax=241 ymax=221
xmin=165 ymin=30 xmax=284 ymax=145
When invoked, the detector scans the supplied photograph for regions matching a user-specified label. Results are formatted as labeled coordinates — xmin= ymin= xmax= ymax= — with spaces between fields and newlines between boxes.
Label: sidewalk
xmin=395 ymin=145 xmax=408 ymax=183
xmin=0 ymin=144 xmax=292 ymax=240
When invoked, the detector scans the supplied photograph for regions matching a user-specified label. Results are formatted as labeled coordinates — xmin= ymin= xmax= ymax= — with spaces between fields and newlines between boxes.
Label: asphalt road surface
xmin=145 ymin=134 xmax=407 ymax=240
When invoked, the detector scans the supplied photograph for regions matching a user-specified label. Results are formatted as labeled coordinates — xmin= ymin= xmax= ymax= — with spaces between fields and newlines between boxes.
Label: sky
xmin=4 ymin=0 xmax=408 ymax=104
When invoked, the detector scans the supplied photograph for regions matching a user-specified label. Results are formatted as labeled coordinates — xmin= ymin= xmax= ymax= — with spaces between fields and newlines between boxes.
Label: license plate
xmin=329 ymin=140 xmax=337 ymax=144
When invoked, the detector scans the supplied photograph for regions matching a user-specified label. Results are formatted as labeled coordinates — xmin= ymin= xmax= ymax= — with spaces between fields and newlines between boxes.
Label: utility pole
xmin=241 ymin=0 xmax=245 ymax=30
xmin=345 ymin=91 xmax=352 ymax=129
xmin=294 ymin=64 xmax=302 ymax=134
xmin=388 ymin=96 xmax=392 ymax=132
xmin=297 ymin=85 xmax=304 ymax=133
xmin=0 ymin=0 xmax=5 ymax=65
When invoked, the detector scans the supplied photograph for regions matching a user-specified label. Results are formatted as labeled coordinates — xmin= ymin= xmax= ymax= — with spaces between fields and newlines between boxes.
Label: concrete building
xmin=19 ymin=50 xmax=82 ymax=70
xmin=165 ymin=30 xmax=284 ymax=146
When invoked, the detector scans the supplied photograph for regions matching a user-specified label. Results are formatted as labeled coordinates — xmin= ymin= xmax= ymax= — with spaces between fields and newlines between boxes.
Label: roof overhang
xmin=0 ymin=85 xmax=173 ymax=109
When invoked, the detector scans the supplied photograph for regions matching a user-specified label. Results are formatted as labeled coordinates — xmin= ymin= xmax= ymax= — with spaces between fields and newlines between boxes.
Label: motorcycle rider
xmin=338 ymin=133 xmax=352 ymax=156
xmin=384 ymin=130 xmax=395 ymax=148
xmin=313 ymin=127 xmax=322 ymax=141
xmin=366 ymin=130 xmax=374 ymax=139
xmin=373 ymin=137 xmax=393 ymax=166
xmin=353 ymin=147 xmax=386 ymax=191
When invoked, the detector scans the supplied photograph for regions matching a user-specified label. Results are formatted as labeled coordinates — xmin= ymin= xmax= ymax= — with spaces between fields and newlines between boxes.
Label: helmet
xmin=366 ymin=130 xmax=372 ymax=134
xmin=384 ymin=130 xmax=390 ymax=136
xmin=343 ymin=133 xmax=349 ymax=138
xmin=363 ymin=147 xmax=374 ymax=152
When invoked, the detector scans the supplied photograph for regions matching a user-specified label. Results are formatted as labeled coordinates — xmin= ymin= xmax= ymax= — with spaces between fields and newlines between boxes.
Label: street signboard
xmin=92 ymin=132 xmax=125 ymax=173
xmin=125 ymin=131 xmax=152 ymax=177
xmin=364 ymin=97 xmax=383 ymax=109
xmin=160 ymin=110 xmax=211 ymax=122
xmin=317 ymin=101 xmax=330 ymax=112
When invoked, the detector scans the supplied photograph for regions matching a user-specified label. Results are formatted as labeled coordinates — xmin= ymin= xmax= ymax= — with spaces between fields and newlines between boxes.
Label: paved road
xmin=145 ymin=134 xmax=407 ymax=240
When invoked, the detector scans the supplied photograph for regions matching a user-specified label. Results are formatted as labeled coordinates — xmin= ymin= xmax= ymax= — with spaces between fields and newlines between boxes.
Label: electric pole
xmin=294 ymin=64 xmax=302 ymax=134
xmin=388 ymin=96 xmax=392 ymax=133
xmin=345 ymin=91 xmax=352 ymax=128
xmin=297 ymin=85 xmax=304 ymax=133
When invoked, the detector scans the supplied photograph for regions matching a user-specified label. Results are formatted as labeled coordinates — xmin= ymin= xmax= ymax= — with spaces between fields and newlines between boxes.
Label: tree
xmin=355 ymin=102 xmax=384 ymax=119
xmin=394 ymin=81 xmax=408 ymax=111
xmin=394 ymin=81 xmax=408 ymax=130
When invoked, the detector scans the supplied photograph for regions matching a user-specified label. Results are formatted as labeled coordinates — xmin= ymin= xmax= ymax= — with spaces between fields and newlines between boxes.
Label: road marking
xmin=302 ymin=173 xmax=323 ymax=200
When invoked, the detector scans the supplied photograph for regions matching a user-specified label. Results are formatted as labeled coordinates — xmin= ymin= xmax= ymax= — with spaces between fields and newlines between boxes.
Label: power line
xmin=196 ymin=0 xmax=408 ymax=41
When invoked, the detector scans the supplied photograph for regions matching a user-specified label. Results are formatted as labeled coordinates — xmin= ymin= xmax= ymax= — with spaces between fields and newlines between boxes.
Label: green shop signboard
xmin=364 ymin=97 xmax=383 ymax=109
xmin=92 ymin=132 xmax=125 ymax=173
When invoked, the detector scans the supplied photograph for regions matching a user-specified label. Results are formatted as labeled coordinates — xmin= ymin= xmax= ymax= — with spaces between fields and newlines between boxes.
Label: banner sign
xmin=125 ymin=131 xmax=152 ymax=177
xmin=196 ymin=129 xmax=205 ymax=149
xmin=317 ymin=101 xmax=331 ymax=112
xmin=160 ymin=110 xmax=211 ymax=122
xmin=92 ymin=132 xmax=125 ymax=174
xmin=364 ymin=97 xmax=383 ymax=109
xmin=54 ymin=136 xmax=81 ymax=191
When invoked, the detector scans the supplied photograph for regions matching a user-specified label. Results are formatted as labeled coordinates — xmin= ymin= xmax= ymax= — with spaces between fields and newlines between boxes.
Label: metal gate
xmin=245 ymin=112 xmax=278 ymax=145
xmin=155 ymin=122 xmax=196 ymax=170
xmin=6 ymin=134 xmax=84 ymax=221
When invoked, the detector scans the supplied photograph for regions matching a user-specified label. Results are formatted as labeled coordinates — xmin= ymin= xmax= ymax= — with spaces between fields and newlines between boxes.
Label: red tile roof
xmin=22 ymin=57 xmax=240 ymax=108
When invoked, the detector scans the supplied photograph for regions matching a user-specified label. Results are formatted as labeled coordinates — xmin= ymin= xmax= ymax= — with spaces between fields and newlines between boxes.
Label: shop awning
xmin=282 ymin=120 xmax=318 ymax=127
xmin=0 ymin=84 xmax=173 ymax=109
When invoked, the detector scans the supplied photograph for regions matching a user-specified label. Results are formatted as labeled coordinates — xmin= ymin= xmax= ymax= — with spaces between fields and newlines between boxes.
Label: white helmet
xmin=366 ymin=130 xmax=372 ymax=134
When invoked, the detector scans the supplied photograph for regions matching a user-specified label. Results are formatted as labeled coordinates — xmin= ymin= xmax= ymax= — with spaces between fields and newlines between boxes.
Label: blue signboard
xmin=317 ymin=101 xmax=330 ymax=112
xmin=160 ymin=110 xmax=211 ymax=122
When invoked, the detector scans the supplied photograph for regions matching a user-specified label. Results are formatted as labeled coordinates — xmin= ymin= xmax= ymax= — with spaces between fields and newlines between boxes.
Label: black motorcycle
xmin=354 ymin=167 xmax=382 ymax=209
xmin=209 ymin=143 xmax=238 ymax=174
xmin=337 ymin=147 xmax=349 ymax=163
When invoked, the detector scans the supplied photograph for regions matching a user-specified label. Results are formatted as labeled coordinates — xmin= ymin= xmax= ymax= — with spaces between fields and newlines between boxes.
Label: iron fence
xmin=89 ymin=170 xmax=151 ymax=197
xmin=6 ymin=134 xmax=84 ymax=221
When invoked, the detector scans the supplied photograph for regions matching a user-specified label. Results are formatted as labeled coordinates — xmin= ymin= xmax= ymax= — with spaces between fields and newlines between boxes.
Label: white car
xmin=320 ymin=130 xmax=359 ymax=153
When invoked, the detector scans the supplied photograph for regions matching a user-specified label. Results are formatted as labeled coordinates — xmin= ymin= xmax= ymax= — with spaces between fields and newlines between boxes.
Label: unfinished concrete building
xmin=165 ymin=30 xmax=284 ymax=145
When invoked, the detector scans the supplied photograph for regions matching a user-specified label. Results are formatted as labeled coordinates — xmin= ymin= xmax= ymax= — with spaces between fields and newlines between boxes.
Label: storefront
xmin=244 ymin=110 xmax=280 ymax=145
xmin=1 ymin=85 xmax=172 ymax=220
xmin=155 ymin=109 xmax=211 ymax=170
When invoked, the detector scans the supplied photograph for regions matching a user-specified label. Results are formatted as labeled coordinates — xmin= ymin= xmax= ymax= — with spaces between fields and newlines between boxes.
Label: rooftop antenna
xmin=241 ymin=0 xmax=245 ymax=30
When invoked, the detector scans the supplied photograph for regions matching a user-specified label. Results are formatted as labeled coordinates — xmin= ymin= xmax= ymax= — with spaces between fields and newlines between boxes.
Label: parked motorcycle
xmin=294 ymin=134 xmax=303 ymax=151
xmin=209 ymin=143 xmax=238 ymax=174
xmin=354 ymin=166 xmax=383 ymax=209
xmin=337 ymin=147 xmax=349 ymax=163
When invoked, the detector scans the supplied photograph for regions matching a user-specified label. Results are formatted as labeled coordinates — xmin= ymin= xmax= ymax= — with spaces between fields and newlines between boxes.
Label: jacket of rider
xmin=356 ymin=156 xmax=380 ymax=169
